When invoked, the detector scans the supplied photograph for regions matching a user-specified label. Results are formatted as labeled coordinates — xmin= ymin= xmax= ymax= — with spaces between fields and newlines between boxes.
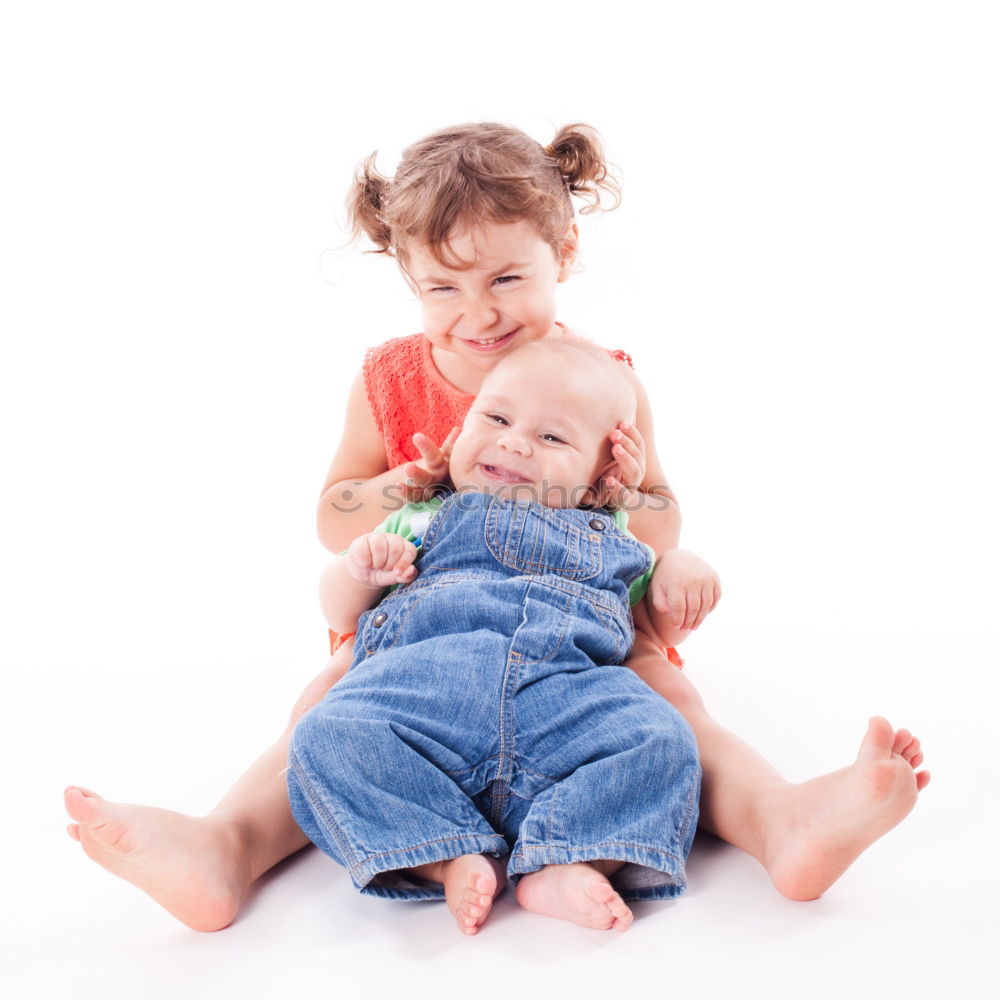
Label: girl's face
xmin=405 ymin=220 xmax=577 ymax=379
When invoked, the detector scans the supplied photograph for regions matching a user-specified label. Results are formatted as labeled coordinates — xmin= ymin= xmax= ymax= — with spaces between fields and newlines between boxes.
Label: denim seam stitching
xmin=515 ymin=840 xmax=686 ymax=864
xmin=674 ymin=762 xmax=702 ymax=858
xmin=442 ymin=753 xmax=501 ymax=780
xmin=356 ymin=833 xmax=507 ymax=874
xmin=490 ymin=647 xmax=520 ymax=828
xmin=288 ymin=744 xmax=362 ymax=879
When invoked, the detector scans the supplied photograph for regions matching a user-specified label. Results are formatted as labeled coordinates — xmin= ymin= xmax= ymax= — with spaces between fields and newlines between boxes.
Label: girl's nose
xmin=464 ymin=298 xmax=500 ymax=333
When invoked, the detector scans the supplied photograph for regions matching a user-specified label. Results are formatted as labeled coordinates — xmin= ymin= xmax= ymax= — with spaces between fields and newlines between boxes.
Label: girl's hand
xmin=398 ymin=427 xmax=460 ymax=503
xmin=648 ymin=549 xmax=721 ymax=632
xmin=346 ymin=532 xmax=419 ymax=588
xmin=585 ymin=422 xmax=647 ymax=509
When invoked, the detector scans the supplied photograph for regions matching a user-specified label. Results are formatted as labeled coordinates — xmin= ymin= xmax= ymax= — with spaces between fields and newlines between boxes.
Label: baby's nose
xmin=498 ymin=431 xmax=531 ymax=455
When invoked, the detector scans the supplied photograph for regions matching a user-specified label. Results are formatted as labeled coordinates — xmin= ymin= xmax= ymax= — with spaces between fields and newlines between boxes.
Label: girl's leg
xmin=64 ymin=645 xmax=354 ymax=932
xmin=626 ymin=627 xmax=930 ymax=900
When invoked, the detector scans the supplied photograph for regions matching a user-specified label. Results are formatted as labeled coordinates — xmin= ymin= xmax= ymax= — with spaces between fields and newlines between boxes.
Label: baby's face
xmin=448 ymin=352 xmax=621 ymax=509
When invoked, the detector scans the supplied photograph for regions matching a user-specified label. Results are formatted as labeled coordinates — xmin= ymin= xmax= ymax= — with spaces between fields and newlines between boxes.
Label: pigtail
xmin=346 ymin=152 xmax=394 ymax=255
xmin=545 ymin=124 xmax=622 ymax=215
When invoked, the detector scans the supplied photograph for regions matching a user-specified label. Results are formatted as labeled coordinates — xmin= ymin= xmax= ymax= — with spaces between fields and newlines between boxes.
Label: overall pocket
xmin=485 ymin=502 xmax=604 ymax=581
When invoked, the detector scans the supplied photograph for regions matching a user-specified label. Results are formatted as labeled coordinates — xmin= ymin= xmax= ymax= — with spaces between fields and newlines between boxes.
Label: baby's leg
xmin=626 ymin=625 xmax=930 ymax=900
xmin=287 ymin=702 xmax=508 ymax=924
xmin=64 ymin=644 xmax=353 ymax=931
xmin=409 ymin=855 xmax=507 ymax=936
xmin=516 ymin=861 xmax=633 ymax=932
xmin=510 ymin=665 xmax=700 ymax=927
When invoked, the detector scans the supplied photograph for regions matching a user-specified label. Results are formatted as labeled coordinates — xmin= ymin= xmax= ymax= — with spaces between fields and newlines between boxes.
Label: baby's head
xmin=448 ymin=339 xmax=637 ymax=509
xmin=347 ymin=122 xmax=620 ymax=271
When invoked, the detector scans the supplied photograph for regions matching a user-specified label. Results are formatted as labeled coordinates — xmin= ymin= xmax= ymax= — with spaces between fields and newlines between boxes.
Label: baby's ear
xmin=578 ymin=480 xmax=600 ymax=509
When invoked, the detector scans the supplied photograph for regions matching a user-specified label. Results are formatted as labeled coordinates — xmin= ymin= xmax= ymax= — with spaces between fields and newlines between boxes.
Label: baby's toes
xmin=604 ymin=890 xmax=633 ymax=931
xmin=456 ymin=900 xmax=486 ymax=934
xmin=585 ymin=878 xmax=615 ymax=901
xmin=891 ymin=728 xmax=913 ymax=756
xmin=470 ymin=872 xmax=493 ymax=897
xmin=580 ymin=879 xmax=621 ymax=929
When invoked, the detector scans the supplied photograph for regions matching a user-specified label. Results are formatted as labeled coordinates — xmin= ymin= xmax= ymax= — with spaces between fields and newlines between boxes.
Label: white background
xmin=2 ymin=2 xmax=997 ymax=997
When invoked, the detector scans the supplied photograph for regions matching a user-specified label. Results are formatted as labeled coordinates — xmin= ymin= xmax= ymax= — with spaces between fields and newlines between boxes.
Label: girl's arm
xmin=316 ymin=370 xmax=453 ymax=553
xmin=619 ymin=367 xmax=681 ymax=554
xmin=619 ymin=368 xmax=722 ymax=638
xmin=316 ymin=370 xmax=402 ymax=553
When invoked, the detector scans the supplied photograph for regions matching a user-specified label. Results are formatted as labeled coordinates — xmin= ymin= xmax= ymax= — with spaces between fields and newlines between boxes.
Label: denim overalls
xmin=288 ymin=492 xmax=701 ymax=902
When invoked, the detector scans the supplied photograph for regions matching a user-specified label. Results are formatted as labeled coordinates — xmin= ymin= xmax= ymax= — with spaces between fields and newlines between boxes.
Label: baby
xmin=289 ymin=338 xmax=704 ymax=934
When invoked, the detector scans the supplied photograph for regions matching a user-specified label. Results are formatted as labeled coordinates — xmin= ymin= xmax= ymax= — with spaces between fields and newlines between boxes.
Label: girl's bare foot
xmin=759 ymin=717 xmax=930 ymax=901
xmin=64 ymin=786 xmax=253 ymax=932
xmin=515 ymin=862 xmax=634 ymax=932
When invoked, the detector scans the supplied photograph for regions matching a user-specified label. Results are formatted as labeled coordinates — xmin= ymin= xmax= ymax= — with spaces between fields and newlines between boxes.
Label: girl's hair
xmin=347 ymin=122 xmax=621 ymax=268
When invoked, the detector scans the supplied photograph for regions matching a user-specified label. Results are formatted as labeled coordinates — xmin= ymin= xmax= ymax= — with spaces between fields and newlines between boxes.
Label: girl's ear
xmin=556 ymin=224 xmax=579 ymax=282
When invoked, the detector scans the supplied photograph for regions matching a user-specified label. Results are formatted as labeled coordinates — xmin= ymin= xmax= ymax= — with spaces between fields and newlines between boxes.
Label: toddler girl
xmin=65 ymin=121 xmax=928 ymax=932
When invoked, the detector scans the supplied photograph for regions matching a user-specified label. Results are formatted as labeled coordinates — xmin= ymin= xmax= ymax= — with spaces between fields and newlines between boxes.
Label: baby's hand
xmin=399 ymin=427 xmax=460 ymax=503
xmin=649 ymin=549 xmax=721 ymax=632
xmin=585 ymin=422 xmax=647 ymax=509
xmin=346 ymin=532 xmax=418 ymax=588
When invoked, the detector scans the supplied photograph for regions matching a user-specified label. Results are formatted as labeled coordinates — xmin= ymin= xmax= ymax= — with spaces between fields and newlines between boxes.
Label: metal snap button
xmin=372 ymin=612 xmax=388 ymax=627
xmin=589 ymin=518 xmax=606 ymax=531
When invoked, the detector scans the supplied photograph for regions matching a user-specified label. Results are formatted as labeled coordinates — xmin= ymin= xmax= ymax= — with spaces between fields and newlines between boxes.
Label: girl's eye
xmin=431 ymin=286 xmax=455 ymax=293
xmin=494 ymin=275 xmax=520 ymax=286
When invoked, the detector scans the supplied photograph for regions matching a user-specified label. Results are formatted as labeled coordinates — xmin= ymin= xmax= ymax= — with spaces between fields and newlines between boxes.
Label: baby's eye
xmin=541 ymin=434 xmax=565 ymax=444
xmin=487 ymin=413 xmax=509 ymax=426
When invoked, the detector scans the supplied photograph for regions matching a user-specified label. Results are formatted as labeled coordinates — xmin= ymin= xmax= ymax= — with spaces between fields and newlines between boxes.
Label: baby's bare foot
xmin=64 ymin=786 xmax=253 ymax=931
xmin=438 ymin=854 xmax=505 ymax=936
xmin=760 ymin=717 xmax=930 ymax=901
xmin=515 ymin=862 xmax=634 ymax=931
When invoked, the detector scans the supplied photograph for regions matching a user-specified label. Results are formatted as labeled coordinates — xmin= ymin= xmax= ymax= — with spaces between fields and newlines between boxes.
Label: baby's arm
xmin=640 ymin=549 xmax=722 ymax=647
xmin=319 ymin=532 xmax=418 ymax=635
xmin=317 ymin=370 xmax=455 ymax=553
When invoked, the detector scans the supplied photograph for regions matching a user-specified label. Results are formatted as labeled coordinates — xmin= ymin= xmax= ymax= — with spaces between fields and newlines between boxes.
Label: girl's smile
xmin=405 ymin=220 xmax=577 ymax=391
